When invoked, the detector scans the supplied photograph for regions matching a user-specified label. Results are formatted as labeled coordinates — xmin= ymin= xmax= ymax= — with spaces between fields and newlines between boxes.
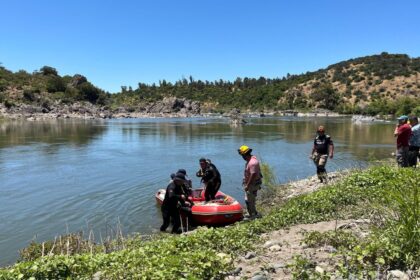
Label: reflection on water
xmin=0 ymin=117 xmax=395 ymax=266
xmin=0 ymin=119 xmax=107 ymax=149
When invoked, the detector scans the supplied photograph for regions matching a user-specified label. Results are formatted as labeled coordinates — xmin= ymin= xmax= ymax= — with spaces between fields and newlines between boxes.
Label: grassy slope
xmin=0 ymin=165 xmax=418 ymax=279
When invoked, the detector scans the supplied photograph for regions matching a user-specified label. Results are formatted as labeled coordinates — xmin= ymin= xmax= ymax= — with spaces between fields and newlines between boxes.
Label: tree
xmin=78 ymin=82 xmax=101 ymax=103
xmin=40 ymin=66 xmax=58 ymax=76
xmin=311 ymin=83 xmax=341 ymax=110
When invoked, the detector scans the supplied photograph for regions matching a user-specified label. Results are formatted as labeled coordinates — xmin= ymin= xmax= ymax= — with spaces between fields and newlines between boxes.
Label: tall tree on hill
xmin=311 ymin=83 xmax=341 ymax=110
xmin=40 ymin=66 xmax=58 ymax=76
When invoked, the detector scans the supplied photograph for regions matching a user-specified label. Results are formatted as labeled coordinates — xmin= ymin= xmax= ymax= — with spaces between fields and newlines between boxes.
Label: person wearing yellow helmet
xmin=238 ymin=145 xmax=262 ymax=219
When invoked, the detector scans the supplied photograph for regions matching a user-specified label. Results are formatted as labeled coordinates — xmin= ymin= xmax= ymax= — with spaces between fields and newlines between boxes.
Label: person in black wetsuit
xmin=176 ymin=169 xmax=192 ymax=196
xmin=310 ymin=125 xmax=334 ymax=183
xmin=196 ymin=158 xmax=221 ymax=201
xmin=160 ymin=172 xmax=187 ymax=233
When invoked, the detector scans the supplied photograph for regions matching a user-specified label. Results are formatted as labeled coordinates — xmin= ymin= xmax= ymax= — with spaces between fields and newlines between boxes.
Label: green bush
xmin=77 ymin=82 xmax=102 ymax=103
xmin=23 ymin=90 xmax=36 ymax=102
xmin=46 ymin=76 xmax=66 ymax=93
xmin=4 ymin=99 xmax=15 ymax=109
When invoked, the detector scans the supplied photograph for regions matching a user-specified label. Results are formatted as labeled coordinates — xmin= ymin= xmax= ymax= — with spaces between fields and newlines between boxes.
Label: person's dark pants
xmin=408 ymin=146 xmax=419 ymax=167
xmin=396 ymin=146 xmax=410 ymax=167
xmin=204 ymin=180 xmax=221 ymax=201
xmin=179 ymin=205 xmax=195 ymax=228
xmin=160 ymin=205 xmax=181 ymax=233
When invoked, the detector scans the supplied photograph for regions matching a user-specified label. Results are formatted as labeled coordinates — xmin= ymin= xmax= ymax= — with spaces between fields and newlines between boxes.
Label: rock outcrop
xmin=0 ymin=97 xmax=201 ymax=120
xmin=145 ymin=97 xmax=200 ymax=116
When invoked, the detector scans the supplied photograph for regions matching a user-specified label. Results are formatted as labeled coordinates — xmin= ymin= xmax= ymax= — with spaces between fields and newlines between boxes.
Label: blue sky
xmin=1 ymin=0 xmax=419 ymax=93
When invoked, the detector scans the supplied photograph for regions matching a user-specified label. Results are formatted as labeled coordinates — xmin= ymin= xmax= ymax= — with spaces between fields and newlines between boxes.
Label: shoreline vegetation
xmin=1 ymin=164 xmax=418 ymax=279
xmin=1 ymin=53 xmax=420 ymax=121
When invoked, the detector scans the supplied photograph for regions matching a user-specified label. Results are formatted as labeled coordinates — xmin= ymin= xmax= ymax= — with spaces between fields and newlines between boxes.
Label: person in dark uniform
xmin=160 ymin=172 xmax=187 ymax=234
xmin=196 ymin=158 xmax=221 ymax=201
xmin=310 ymin=125 xmax=334 ymax=183
xmin=176 ymin=169 xmax=192 ymax=196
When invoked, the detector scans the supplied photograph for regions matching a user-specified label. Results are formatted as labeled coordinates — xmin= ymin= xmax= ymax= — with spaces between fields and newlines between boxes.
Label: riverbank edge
xmin=1 ymin=165 xmax=417 ymax=279
xmin=1 ymin=169 xmax=349 ymax=268
xmin=1 ymin=104 xmax=394 ymax=121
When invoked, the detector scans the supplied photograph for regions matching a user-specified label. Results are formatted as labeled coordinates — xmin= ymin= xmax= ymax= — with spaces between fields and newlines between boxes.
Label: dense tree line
xmin=1 ymin=53 xmax=419 ymax=115
xmin=113 ymin=53 xmax=419 ymax=113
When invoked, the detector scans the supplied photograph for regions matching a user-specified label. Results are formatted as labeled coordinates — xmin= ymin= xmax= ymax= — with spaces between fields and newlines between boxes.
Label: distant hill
xmin=0 ymin=65 xmax=109 ymax=107
xmin=1 ymin=52 xmax=419 ymax=116
xmin=282 ymin=53 xmax=420 ymax=115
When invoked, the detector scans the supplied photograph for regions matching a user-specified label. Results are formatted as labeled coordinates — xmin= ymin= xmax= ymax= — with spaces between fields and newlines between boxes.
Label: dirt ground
xmin=227 ymin=219 xmax=370 ymax=280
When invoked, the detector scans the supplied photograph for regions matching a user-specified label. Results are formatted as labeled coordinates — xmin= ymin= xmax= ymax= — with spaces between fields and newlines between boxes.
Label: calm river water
xmin=0 ymin=117 xmax=395 ymax=265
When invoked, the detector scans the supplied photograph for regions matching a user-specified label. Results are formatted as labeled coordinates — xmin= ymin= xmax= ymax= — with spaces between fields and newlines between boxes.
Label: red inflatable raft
xmin=155 ymin=188 xmax=243 ymax=225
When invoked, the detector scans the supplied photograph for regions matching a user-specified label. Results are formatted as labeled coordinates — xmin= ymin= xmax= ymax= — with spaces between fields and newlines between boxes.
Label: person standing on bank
xmin=196 ymin=158 xmax=221 ymax=201
xmin=310 ymin=126 xmax=334 ymax=183
xmin=408 ymin=116 xmax=419 ymax=167
xmin=160 ymin=172 xmax=187 ymax=234
xmin=394 ymin=115 xmax=412 ymax=167
xmin=238 ymin=145 xmax=262 ymax=219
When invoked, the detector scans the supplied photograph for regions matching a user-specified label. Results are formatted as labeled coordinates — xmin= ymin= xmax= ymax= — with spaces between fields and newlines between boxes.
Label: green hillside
xmin=1 ymin=53 xmax=419 ymax=116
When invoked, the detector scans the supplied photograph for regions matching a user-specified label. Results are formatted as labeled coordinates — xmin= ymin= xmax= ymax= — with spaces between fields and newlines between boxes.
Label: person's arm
xmin=196 ymin=169 xmax=204 ymax=177
xmin=394 ymin=124 xmax=399 ymax=137
xmin=309 ymin=144 xmax=316 ymax=158
xmin=329 ymin=143 xmax=334 ymax=159
xmin=327 ymin=137 xmax=334 ymax=159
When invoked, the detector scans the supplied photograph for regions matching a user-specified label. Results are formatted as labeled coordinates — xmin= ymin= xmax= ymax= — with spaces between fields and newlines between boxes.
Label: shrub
xmin=4 ymin=99 xmax=15 ymax=108
xmin=23 ymin=89 xmax=36 ymax=102
xmin=46 ymin=76 xmax=66 ymax=93
xmin=78 ymin=82 xmax=101 ymax=103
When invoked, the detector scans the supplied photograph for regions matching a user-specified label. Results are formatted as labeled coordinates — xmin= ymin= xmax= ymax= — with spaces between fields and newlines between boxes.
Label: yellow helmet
xmin=238 ymin=145 xmax=252 ymax=155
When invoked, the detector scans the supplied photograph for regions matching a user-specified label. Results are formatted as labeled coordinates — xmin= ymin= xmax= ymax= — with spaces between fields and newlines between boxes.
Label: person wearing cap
xmin=176 ymin=169 xmax=193 ymax=196
xmin=196 ymin=158 xmax=221 ymax=202
xmin=238 ymin=145 xmax=262 ymax=219
xmin=408 ymin=116 xmax=419 ymax=167
xmin=310 ymin=125 xmax=334 ymax=183
xmin=394 ymin=115 xmax=412 ymax=167
xmin=160 ymin=172 xmax=187 ymax=234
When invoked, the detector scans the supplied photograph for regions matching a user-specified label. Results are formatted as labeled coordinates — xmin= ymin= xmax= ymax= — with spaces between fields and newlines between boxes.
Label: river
xmin=0 ymin=117 xmax=395 ymax=266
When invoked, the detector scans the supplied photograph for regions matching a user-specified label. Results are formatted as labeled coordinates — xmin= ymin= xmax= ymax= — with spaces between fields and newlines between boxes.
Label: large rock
xmin=146 ymin=97 xmax=200 ymax=115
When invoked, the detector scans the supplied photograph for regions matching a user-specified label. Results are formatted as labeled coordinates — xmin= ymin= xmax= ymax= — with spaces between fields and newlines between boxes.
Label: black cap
xmin=177 ymin=169 xmax=187 ymax=175
xmin=199 ymin=158 xmax=206 ymax=163
xmin=170 ymin=173 xmax=176 ymax=179
xmin=173 ymin=172 xmax=186 ymax=181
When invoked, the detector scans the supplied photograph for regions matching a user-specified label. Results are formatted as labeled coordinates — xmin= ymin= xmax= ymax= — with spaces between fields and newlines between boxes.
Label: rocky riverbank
xmin=0 ymin=96 xmax=350 ymax=121
xmin=224 ymin=169 xmax=418 ymax=280
xmin=0 ymin=97 xmax=201 ymax=120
